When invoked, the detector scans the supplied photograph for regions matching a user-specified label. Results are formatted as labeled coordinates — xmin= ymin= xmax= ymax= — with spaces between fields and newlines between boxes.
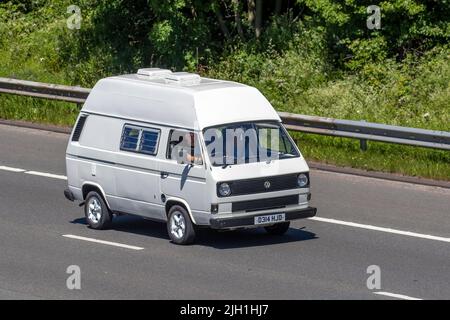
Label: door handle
xmin=160 ymin=171 xmax=169 ymax=179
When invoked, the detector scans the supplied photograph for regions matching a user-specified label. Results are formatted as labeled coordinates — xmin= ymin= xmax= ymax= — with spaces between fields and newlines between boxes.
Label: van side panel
xmin=159 ymin=159 xmax=209 ymax=224
xmin=66 ymin=114 xmax=165 ymax=221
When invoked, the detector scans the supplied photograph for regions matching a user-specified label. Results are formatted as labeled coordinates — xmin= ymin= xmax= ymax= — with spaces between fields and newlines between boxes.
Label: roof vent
xmin=137 ymin=68 xmax=172 ymax=78
xmin=164 ymin=72 xmax=201 ymax=86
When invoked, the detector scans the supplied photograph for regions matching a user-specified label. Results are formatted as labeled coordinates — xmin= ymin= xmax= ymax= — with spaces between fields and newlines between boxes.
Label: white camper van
xmin=64 ymin=68 xmax=316 ymax=244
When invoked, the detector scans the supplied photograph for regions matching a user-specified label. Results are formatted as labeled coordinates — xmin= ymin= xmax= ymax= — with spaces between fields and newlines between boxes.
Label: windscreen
xmin=203 ymin=122 xmax=299 ymax=166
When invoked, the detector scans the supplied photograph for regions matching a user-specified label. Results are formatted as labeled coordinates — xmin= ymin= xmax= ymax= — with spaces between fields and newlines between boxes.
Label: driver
xmin=173 ymin=131 xmax=203 ymax=165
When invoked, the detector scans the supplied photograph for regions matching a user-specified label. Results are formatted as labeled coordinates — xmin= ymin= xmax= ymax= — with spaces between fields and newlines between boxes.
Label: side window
xmin=120 ymin=126 xmax=141 ymax=151
xmin=140 ymin=129 xmax=159 ymax=155
xmin=120 ymin=125 xmax=160 ymax=155
xmin=167 ymin=129 xmax=203 ymax=165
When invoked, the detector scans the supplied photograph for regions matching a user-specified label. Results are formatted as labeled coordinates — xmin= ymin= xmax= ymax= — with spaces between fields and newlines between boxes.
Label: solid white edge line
xmin=0 ymin=165 xmax=26 ymax=172
xmin=374 ymin=291 xmax=423 ymax=300
xmin=25 ymin=171 xmax=67 ymax=180
xmin=309 ymin=217 xmax=450 ymax=243
xmin=62 ymin=234 xmax=144 ymax=251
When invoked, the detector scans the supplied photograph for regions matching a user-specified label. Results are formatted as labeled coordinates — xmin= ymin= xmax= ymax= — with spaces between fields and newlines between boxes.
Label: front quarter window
xmin=167 ymin=129 xmax=204 ymax=165
xmin=258 ymin=125 xmax=298 ymax=159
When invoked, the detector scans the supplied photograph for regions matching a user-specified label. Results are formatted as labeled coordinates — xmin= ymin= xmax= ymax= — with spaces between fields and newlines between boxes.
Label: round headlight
xmin=297 ymin=173 xmax=308 ymax=187
xmin=218 ymin=182 xmax=231 ymax=197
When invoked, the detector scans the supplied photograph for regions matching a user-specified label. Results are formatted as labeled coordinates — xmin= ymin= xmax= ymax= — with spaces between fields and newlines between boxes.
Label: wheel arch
xmin=81 ymin=182 xmax=111 ymax=209
xmin=164 ymin=197 xmax=197 ymax=225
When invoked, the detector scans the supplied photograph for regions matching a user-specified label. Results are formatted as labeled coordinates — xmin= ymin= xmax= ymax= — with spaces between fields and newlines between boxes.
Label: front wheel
xmin=264 ymin=221 xmax=290 ymax=235
xmin=167 ymin=205 xmax=196 ymax=245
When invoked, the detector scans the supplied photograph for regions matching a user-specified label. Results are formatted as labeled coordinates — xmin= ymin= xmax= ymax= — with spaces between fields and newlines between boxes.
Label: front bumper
xmin=209 ymin=206 xmax=317 ymax=229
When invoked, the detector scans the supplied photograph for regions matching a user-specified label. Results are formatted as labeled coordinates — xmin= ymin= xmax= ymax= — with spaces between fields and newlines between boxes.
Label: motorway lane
xmin=0 ymin=171 xmax=449 ymax=299
xmin=1 ymin=124 xmax=448 ymax=236
xmin=0 ymin=172 xmax=450 ymax=299
xmin=0 ymin=124 xmax=449 ymax=299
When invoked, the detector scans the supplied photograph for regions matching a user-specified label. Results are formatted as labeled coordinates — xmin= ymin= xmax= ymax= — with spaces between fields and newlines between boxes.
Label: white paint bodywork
xmin=66 ymin=72 xmax=311 ymax=227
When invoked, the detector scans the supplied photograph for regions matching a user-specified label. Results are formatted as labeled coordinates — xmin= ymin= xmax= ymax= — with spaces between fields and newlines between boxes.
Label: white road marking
xmin=62 ymin=234 xmax=144 ymax=251
xmin=25 ymin=171 xmax=67 ymax=180
xmin=374 ymin=291 xmax=422 ymax=300
xmin=309 ymin=216 xmax=450 ymax=243
xmin=0 ymin=165 xmax=67 ymax=179
xmin=0 ymin=165 xmax=26 ymax=172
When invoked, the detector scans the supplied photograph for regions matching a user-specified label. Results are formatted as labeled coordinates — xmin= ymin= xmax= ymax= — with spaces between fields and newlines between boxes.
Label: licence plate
xmin=254 ymin=213 xmax=285 ymax=225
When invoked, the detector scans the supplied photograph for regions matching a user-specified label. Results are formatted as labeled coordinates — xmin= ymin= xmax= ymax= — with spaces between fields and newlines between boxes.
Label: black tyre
xmin=167 ymin=205 xmax=196 ymax=245
xmin=264 ymin=221 xmax=290 ymax=235
xmin=84 ymin=191 xmax=112 ymax=230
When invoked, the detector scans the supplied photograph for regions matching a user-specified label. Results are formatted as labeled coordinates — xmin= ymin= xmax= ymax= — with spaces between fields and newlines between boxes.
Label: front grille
xmin=232 ymin=195 xmax=299 ymax=212
xmin=217 ymin=173 xmax=308 ymax=197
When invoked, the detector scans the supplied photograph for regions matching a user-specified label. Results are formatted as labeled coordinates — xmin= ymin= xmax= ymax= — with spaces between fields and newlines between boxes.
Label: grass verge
xmin=0 ymin=94 xmax=448 ymax=181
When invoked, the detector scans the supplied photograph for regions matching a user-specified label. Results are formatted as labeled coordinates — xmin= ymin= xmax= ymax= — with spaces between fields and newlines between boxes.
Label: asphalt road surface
xmin=0 ymin=124 xmax=449 ymax=300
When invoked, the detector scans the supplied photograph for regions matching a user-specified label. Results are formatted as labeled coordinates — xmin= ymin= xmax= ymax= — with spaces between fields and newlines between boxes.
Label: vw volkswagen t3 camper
xmin=64 ymin=68 xmax=317 ymax=244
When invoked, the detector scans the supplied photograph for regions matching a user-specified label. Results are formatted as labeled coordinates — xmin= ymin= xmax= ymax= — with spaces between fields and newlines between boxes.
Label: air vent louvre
xmin=72 ymin=115 xmax=87 ymax=141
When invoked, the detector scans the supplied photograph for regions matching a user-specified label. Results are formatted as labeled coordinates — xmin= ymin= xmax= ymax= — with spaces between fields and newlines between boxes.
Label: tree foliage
xmin=2 ymin=0 xmax=447 ymax=74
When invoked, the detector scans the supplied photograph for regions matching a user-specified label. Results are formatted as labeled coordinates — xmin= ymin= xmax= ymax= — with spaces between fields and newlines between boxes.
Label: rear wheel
xmin=84 ymin=191 xmax=112 ymax=229
xmin=167 ymin=205 xmax=196 ymax=245
xmin=264 ymin=221 xmax=290 ymax=235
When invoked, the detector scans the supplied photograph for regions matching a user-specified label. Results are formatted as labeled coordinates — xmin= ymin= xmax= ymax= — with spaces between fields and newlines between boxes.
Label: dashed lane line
xmin=373 ymin=291 xmax=423 ymax=300
xmin=62 ymin=234 xmax=144 ymax=251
